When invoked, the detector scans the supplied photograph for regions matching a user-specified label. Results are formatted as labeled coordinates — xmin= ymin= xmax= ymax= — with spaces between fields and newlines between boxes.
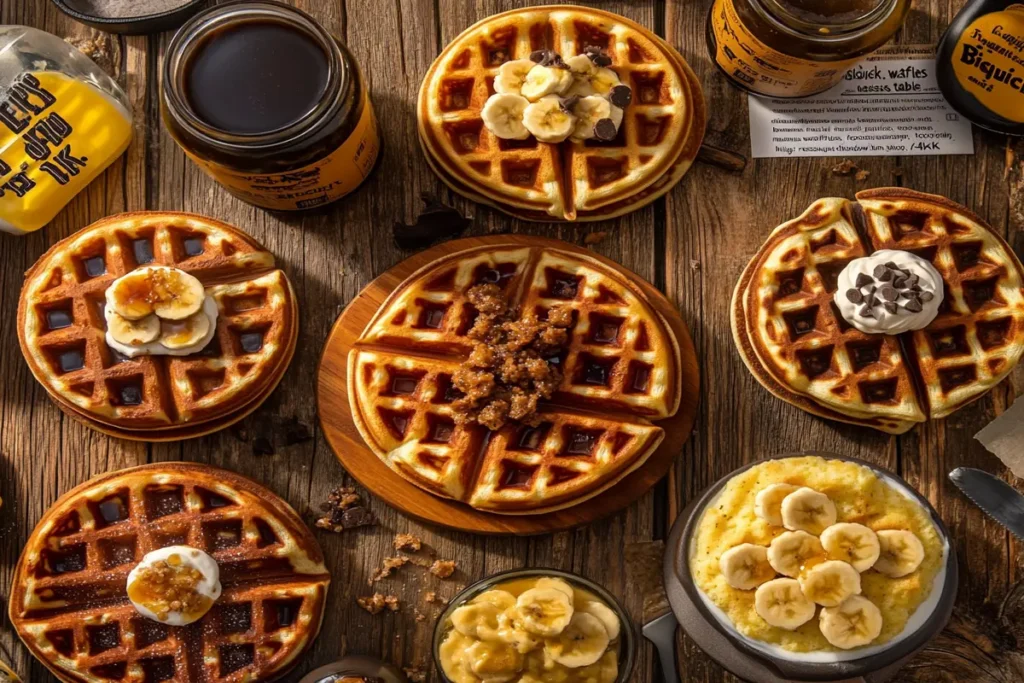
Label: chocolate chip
xmin=903 ymin=290 xmax=920 ymax=301
xmin=530 ymin=49 xmax=554 ymax=63
xmin=855 ymin=273 xmax=874 ymax=288
xmin=885 ymin=261 xmax=898 ymax=269
xmin=864 ymin=294 xmax=878 ymax=308
xmin=874 ymin=265 xmax=892 ymax=281
xmin=919 ymin=291 xmax=935 ymax=302
xmin=846 ymin=288 xmax=863 ymax=304
xmin=609 ymin=84 xmax=632 ymax=108
xmin=910 ymin=284 xmax=922 ymax=292
xmin=904 ymin=299 xmax=923 ymax=312
xmin=594 ymin=117 xmax=617 ymax=141
xmin=880 ymin=286 xmax=898 ymax=301
xmin=584 ymin=46 xmax=613 ymax=67
xmin=859 ymin=305 xmax=875 ymax=318
xmin=893 ymin=277 xmax=908 ymax=290
xmin=865 ymin=285 xmax=877 ymax=295
xmin=560 ymin=95 xmax=579 ymax=113
xmin=884 ymin=302 xmax=898 ymax=314
xmin=906 ymin=274 xmax=919 ymax=286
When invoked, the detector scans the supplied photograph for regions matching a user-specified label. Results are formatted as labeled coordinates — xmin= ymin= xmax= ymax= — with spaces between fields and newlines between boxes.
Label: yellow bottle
xmin=0 ymin=27 xmax=133 ymax=234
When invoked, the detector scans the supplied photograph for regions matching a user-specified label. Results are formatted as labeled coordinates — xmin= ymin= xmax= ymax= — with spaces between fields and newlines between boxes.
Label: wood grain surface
xmin=0 ymin=1 xmax=1021 ymax=682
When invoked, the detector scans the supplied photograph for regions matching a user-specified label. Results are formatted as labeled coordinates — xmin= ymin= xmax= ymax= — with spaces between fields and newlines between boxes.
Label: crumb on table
xmin=369 ymin=556 xmax=409 ymax=584
xmin=357 ymin=593 xmax=400 ymax=614
xmin=394 ymin=532 xmax=422 ymax=552
xmin=429 ymin=559 xmax=457 ymax=578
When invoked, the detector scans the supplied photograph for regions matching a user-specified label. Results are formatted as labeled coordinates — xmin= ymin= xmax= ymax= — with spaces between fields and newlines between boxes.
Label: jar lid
xmin=50 ymin=0 xmax=208 ymax=35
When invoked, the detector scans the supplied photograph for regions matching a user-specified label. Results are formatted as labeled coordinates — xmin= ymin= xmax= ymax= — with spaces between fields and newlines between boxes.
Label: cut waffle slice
xmin=858 ymin=188 xmax=1024 ymax=418
xmin=417 ymin=5 xmax=705 ymax=221
xmin=732 ymin=198 xmax=926 ymax=434
xmin=9 ymin=463 xmax=329 ymax=683
xmin=18 ymin=212 xmax=297 ymax=434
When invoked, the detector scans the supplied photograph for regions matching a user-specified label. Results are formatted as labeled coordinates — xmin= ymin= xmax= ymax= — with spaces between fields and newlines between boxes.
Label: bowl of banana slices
xmin=665 ymin=453 xmax=958 ymax=683
xmin=433 ymin=568 xmax=635 ymax=683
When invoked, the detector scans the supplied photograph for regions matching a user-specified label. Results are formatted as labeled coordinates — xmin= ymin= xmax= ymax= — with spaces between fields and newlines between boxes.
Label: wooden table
xmin=1 ymin=1 xmax=1021 ymax=681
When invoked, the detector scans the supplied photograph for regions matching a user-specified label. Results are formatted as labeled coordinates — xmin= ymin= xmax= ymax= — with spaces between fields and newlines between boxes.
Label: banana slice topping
xmin=493 ymin=59 xmax=536 ymax=95
xmin=108 ymin=265 xmax=205 ymax=321
xmin=819 ymin=595 xmax=883 ymax=649
xmin=781 ymin=487 xmax=837 ymax=535
xmin=515 ymin=587 xmax=574 ymax=636
xmin=451 ymin=601 xmax=503 ymax=641
xmin=767 ymin=530 xmax=824 ymax=577
xmin=754 ymin=578 xmax=816 ymax=630
xmin=522 ymin=96 xmax=576 ymax=143
xmin=576 ymin=600 xmax=621 ymax=641
xmin=719 ymin=543 xmax=776 ymax=590
xmin=544 ymin=612 xmax=610 ymax=668
xmin=820 ymin=523 xmax=881 ymax=572
xmin=799 ymin=560 xmax=862 ymax=607
xmin=108 ymin=311 xmax=161 ymax=347
xmin=482 ymin=93 xmax=531 ymax=140
xmin=873 ymin=529 xmax=925 ymax=578
xmin=754 ymin=483 xmax=799 ymax=526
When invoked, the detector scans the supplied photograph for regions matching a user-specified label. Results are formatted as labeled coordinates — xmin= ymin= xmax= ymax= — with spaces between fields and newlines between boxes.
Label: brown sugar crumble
xmin=855 ymin=169 xmax=870 ymax=181
xmin=452 ymin=284 xmax=572 ymax=431
xmin=831 ymin=159 xmax=857 ymax=175
xmin=126 ymin=554 xmax=210 ymax=621
xmin=393 ymin=533 xmax=422 ymax=552
xmin=369 ymin=556 xmax=409 ymax=585
xmin=429 ymin=559 xmax=458 ymax=579
xmin=425 ymin=591 xmax=449 ymax=605
xmin=357 ymin=593 xmax=400 ymax=614
xmin=403 ymin=667 xmax=427 ymax=683
xmin=316 ymin=487 xmax=376 ymax=532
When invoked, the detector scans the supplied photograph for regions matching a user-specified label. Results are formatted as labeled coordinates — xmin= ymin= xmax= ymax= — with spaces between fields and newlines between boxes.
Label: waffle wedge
xmin=417 ymin=5 xmax=705 ymax=221
xmin=733 ymin=188 xmax=1024 ymax=433
xmin=18 ymin=213 xmax=298 ymax=436
xmin=9 ymin=463 xmax=329 ymax=683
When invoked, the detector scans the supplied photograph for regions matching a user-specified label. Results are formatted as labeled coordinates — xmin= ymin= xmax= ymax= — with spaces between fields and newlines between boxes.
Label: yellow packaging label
xmin=951 ymin=5 xmax=1024 ymax=123
xmin=709 ymin=0 xmax=862 ymax=97
xmin=0 ymin=71 xmax=133 ymax=234
xmin=186 ymin=92 xmax=380 ymax=211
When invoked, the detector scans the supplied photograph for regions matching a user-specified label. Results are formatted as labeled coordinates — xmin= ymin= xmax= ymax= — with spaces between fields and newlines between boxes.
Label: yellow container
xmin=0 ymin=27 xmax=133 ymax=234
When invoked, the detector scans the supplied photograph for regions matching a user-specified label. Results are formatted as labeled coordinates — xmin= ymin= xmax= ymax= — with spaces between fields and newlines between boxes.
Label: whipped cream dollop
xmin=127 ymin=546 xmax=221 ymax=626
xmin=834 ymin=250 xmax=943 ymax=335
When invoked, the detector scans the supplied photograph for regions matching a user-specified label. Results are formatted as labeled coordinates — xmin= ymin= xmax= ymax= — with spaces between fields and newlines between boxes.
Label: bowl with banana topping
xmin=666 ymin=454 xmax=957 ymax=682
xmin=433 ymin=568 xmax=635 ymax=683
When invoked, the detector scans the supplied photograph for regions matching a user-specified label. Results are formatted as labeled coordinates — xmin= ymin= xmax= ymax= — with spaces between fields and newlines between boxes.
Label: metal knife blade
xmin=949 ymin=467 xmax=1024 ymax=541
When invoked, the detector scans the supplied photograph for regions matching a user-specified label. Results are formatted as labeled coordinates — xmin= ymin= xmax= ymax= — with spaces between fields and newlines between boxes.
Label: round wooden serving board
xmin=317 ymin=235 xmax=699 ymax=534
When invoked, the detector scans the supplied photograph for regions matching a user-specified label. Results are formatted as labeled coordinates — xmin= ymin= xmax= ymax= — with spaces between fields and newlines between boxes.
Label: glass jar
xmin=162 ymin=1 xmax=380 ymax=211
xmin=0 ymin=26 xmax=133 ymax=234
xmin=706 ymin=0 xmax=911 ymax=98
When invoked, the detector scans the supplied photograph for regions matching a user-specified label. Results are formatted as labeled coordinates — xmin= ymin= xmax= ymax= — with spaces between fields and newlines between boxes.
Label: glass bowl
xmin=432 ymin=567 xmax=637 ymax=683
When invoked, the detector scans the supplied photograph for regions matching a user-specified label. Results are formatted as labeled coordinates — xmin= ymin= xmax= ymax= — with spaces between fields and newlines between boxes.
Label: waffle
xmin=417 ymin=5 xmax=705 ymax=222
xmin=18 ymin=213 xmax=298 ymax=435
xmin=9 ymin=463 xmax=330 ymax=683
xmin=732 ymin=188 xmax=1024 ymax=433
xmin=349 ymin=241 xmax=680 ymax=514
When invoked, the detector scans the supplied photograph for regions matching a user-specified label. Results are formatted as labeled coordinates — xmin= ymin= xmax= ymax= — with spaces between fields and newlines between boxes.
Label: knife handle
xmin=647 ymin=615 xmax=681 ymax=683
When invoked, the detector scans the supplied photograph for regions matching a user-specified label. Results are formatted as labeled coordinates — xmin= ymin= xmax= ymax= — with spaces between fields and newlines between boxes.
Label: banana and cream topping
xmin=440 ymin=576 xmax=621 ymax=683
xmin=104 ymin=265 xmax=218 ymax=357
xmin=834 ymin=249 xmax=944 ymax=334
xmin=483 ymin=48 xmax=632 ymax=144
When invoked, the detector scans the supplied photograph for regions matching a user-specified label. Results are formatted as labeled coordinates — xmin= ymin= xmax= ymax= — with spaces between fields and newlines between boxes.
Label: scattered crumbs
xmin=315 ymin=487 xmax=376 ymax=533
xmin=370 ymin=556 xmax=409 ymax=585
xmin=429 ymin=559 xmax=457 ymax=579
xmin=583 ymin=231 xmax=608 ymax=246
xmin=831 ymin=159 xmax=857 ymax=176
xmin=394 ymin=532 xmax=422 ymax=553
xmin=424 ymin=591 xmax=449 ymax=606
xmin=413 ymin=608 xmax=428 ymax=622
xmin=855 ymin=169 xmax=870 ymax=182
xmin=404 ymin=667 xmax=427 ymax=683
xmin=357 ymin=593 xmax=399 ymax=614
xmin=65 ymin=35 xmax=115 ymax=76
xmin=690 ymin=260 xmax=700 ymax=271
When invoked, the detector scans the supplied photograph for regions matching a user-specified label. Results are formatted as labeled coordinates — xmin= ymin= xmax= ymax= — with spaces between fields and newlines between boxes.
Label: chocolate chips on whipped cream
xmin=833 ymin=249 xmax=944 ymax=335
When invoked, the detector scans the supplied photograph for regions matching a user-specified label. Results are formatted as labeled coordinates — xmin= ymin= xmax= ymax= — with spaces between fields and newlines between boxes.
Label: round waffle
xmin=17 ymin=213 xmax=298 ymax=439
xmin=9 ymin=463 xmax=330 ymax=683
xmin=339 ymin=237 xmax=685 ymax=516
xmin=417 ymin=5 xmax=706 ymax=222
xmin=732 ymin=188 xmax=1024 ymax=434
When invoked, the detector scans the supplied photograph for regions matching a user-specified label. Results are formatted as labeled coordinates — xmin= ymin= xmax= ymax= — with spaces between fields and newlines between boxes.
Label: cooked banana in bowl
xmin=433 ymin=569 xmax=634 ymax=683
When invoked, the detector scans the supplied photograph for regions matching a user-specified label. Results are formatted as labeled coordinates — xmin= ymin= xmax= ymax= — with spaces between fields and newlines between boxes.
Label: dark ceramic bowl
xmin=664 ymin=453 xmax=958 ymax=683
xmin=432 ymin=568 xmax=637 ymax=683
xmin=51 ymin=0 xmax=207 ymax=34
xmin=298 ymin=655 xmax=406 ymax=683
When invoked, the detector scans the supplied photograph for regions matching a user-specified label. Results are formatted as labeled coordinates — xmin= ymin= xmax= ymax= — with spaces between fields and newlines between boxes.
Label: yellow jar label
xmin=0 ymin=72 xmax=133 ymax=234
xmin=951 ymin=6 xmax=1024 ymax=123
xmin=709 ymin=0 xmax=862 ymax=97
xmin=186 ymin=92 xmax=380 ymax=211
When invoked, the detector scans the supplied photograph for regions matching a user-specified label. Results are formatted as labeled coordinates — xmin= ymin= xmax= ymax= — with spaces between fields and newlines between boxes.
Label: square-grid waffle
xmin=9 ymin=463 xmax=329 ymax=683
xmin=732 ymin=188 xmax=1024 ymax=434
xmin=348 ymin=242 xmax=681 ymax=514
xmin=417 ymin=5 xmax=705 ymax=222
xmin=17 ymin=213 xmax=298 ymax=437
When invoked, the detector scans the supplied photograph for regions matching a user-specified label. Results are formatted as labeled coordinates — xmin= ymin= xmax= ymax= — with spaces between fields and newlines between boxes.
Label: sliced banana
xmin=589 ymin=67 xmax=621 ymax=95
xmin=719 ymin=543 xmax=775 ymax=590
xmin=780 ymin=487 xmax=837 ymax=535
xmin=496 ymin=607 xmax=541 ymax=653
xmin=466 ymin=639 xmax=523 ymax=681
xmin=451 ymin=601 xmax=503 ymax=641
xmin=160 ymin=311 xmax=211 ymax=350
xmin=522 ymin=96 xmax=576 ymax=143
xmin=820 ymin=523 xmax=881 ymax=572
xmin=520 ymin=64 xmax=573 ymax=101
xmin=576 ymin=600 xmax=620 ymax=641
xmin=819 ymin=595 xmax=883 ymax=649
xmin=754 ymin=483 xmax=799 ymax=526
xmin=570 ymin=95 xmax=624 ymax=142
xmin=565 ymin=55 xmax=597 ymax=97
xmin=544 ymin=612 xmax=610 ymax=669
xmin=493 ymin=59 xmax=536 ymax=95
xmin=482 ymin=93 xmax=531 ymax=140
xmin=108 ymin=266 xmax=205 ymax=321
xmin=873 ymin=529 xmax=925 ymax=578
xmin=799 ymin=560 xmax=862 ymax=607
xmin=472 ymin=589 xmax=518 ymax=611
xmin=515 ymin=587 xmax=574 ymax=636
xmin=754 ymin=578 xmax=816 ymax=630
xmin=767 ymin=530 xmax=824 ymax=577
xmin=108 ymin=311 xmax=161 ymax=347
xmin=534 ymin=577 xmax=575 ymax=601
